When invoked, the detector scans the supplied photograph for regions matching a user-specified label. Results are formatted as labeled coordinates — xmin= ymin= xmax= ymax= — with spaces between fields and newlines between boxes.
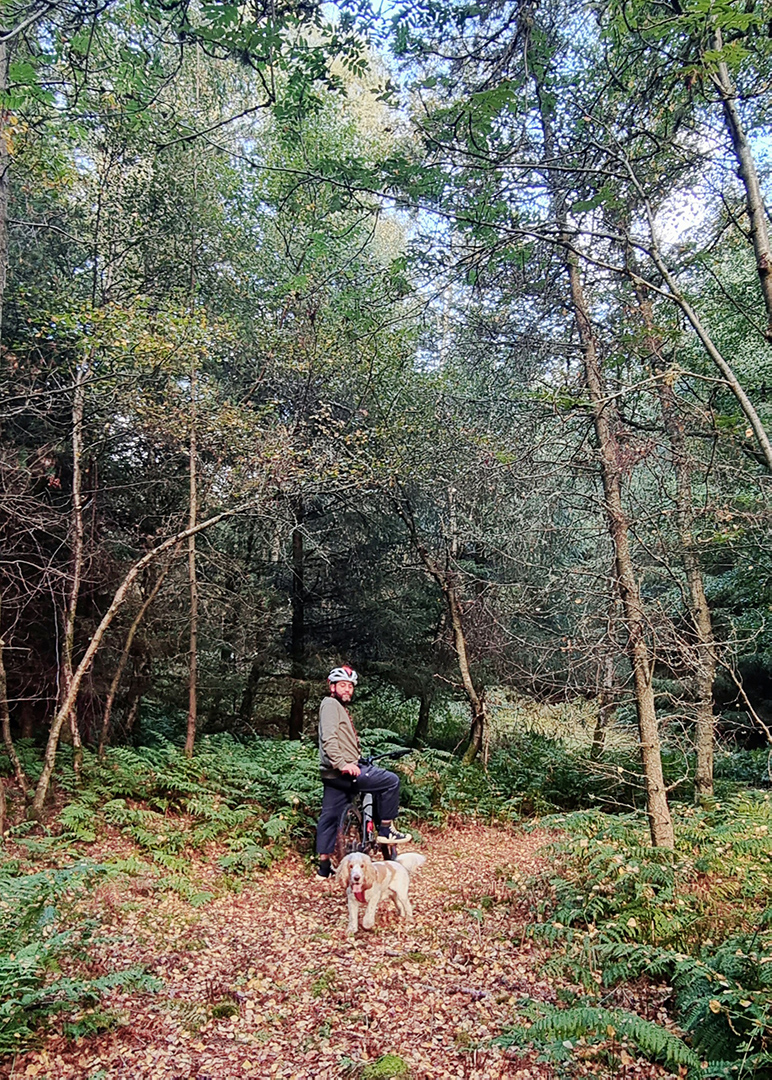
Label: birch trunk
xmin=395 ymin=499 xmax=486 ymax=765
xmin=534 ymin=74 xmax=673 ymax=844
xmin=0 ymin=38 xmax=9 ymax=337
xmin=184 ymin=362 xmax=198 ymax=758
xmin=98 ymin=556 xmax=175 ymax=757
xmin=565 ymin=246 xmax=674 ymax=847
xmin=711 ymin=32 xmax=772 ymax=342
xmin=61 ymin=363 xmax=86 ymax=776
xmin=449 ymin=579 xmax=486 ymax=766
xmin=630 ymin=271 xmax=717 ymax=803
xmin=289 ymin=500 xmax=306 ymax=740
xmin=30 ymin=505 xmax=243 ymax=817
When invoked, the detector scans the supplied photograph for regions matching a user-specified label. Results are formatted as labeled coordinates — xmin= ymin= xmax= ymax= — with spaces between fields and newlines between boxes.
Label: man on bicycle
xmin=315 ymin=665 xmax=411 ymax=880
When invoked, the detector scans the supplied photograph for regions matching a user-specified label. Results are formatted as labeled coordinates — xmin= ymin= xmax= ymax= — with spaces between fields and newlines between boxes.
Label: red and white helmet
xmin=328 ymin=665 xmax=358 ymax=686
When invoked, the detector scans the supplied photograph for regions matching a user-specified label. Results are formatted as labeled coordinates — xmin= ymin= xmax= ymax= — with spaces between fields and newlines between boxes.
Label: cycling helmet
xmin=328 ymin=665 xmax=358 ymax=685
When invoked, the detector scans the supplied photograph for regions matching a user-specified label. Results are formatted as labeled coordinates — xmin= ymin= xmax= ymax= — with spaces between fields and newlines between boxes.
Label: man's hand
xmin=340 ymin=762 xmax=361 ymax=777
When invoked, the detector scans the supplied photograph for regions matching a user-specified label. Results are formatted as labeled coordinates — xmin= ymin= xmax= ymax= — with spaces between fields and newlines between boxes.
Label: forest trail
xmin=3 ymin=824 xmax=672 ymax=1080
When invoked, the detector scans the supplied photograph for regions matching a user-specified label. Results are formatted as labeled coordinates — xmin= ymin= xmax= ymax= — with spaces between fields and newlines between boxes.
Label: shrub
xmin=487 ymin=735 xmax=628 ymax=813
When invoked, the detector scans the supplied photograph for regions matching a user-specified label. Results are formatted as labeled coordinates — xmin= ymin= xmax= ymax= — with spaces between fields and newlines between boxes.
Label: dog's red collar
xmin=353 ymin=889 xmax=367 ymax=904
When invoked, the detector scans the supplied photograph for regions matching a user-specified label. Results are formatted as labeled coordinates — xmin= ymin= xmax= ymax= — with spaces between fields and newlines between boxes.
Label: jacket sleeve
xmin=319 ymin=698 xmax=353 ymax=770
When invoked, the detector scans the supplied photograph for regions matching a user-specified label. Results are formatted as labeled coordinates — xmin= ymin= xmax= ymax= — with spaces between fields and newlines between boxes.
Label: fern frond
xmin=499 ymin=1004 xmax=700 ymax=1076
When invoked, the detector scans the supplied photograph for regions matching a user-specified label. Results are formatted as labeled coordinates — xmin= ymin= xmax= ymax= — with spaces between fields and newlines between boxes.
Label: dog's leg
xmin=392 ymin=879 xmax=413 ymax=922
xmin=362 ymin=891 xmax=379 ymax=930
xmin=346 ymin=890 xmax=360 ymax=935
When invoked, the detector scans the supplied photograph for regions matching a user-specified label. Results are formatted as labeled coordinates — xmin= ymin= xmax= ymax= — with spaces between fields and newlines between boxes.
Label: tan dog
xmin=337 ymin=851 xmax=426 ymax=934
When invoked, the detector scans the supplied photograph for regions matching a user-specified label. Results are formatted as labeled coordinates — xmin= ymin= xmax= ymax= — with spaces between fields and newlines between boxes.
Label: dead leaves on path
xmin=2 ymin=824 xmax=679 ymax=1080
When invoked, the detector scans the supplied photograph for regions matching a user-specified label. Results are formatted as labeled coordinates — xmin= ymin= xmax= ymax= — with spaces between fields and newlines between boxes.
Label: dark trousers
xmin=316 ymin=765 xmax=400 ymax=855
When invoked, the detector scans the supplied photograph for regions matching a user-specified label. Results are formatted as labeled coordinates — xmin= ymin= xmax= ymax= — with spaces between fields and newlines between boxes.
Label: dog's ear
xmin=362 ymin=856 xmax=376 ymax=889
xmin=335 ymin=856 xmax=351 ymax=887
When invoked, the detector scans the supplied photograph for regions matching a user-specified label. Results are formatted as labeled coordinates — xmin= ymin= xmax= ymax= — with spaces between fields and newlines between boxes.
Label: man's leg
xmin=354 ymin=766 xmax=411 ymax=844
xmin=315 ymin=778 xmax=352 ymax=878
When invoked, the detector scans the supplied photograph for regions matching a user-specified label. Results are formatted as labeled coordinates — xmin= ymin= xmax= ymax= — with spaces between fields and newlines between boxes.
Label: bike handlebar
xmin=360 ymin=747 xmax=414 ymax=766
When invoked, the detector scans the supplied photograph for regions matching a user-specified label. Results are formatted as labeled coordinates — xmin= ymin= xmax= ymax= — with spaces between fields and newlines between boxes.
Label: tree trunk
xmin=124 ymin=690 xmax=141 ymax=736
xmin=711 ymin=32 xmax=772 ymax=342
xmin=19 ymin=702 xmax=33 ymax=740
xmin=395 ymin=498 xmax=486 ymax=765
xmin=289 ymin=684 xmax=306 ymax=740
xmin=0 ymin=773 xmax=5 ymax=838
xmin=29 ymin=504 xmax=244 ymax=817
xmin=0 ymin=38 xmax=10 ymax=338
xmin=126 ymin=648 xmax=151 ymax=739
xmin=289 ymin=500 xmax=306 ymax=740
xmin=98 ymin=556 xmax=175 ymax=757
xmin=625 ymin=166 xmax=772 ymax=472
xmin=565 ymin=244 xmax=674 ymax=847
xmin=289 ymin=686 xmax=306 ymax=738
xmin=446 ymin=485 xmax=485 ymax=764
xmin=654 ymin=368 xmax=717 ymax=799
xmin=413 ymin=608 xmax=444 ymax=747
xmin=61 ymin=362 xmax=86 ymax=777
xmin=0 ymin=587 xmax=29 ymax=794
xmin=239 ymin=658 xmax=261 ymax=725
xmin=534 ymin=71 xmax=674 ymax=847
xmin=1 ymin=641 xmax=28 ymax=796
xmin=184 ymin=361 xmax=198 ymax=758
xmin=413 ymin=688 xmax=433 ymax=746
xmin=591 ymin=650 xmax=617 ymax=763
xmin=629 ymin=268 xmax=717 ymax=804
xmin=445 ymin=579 xmax=486 ymax=766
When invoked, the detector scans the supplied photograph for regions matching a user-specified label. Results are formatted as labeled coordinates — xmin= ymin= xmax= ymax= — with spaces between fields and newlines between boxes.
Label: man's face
xmin=331 ymin=680 xmax=354 ymax=703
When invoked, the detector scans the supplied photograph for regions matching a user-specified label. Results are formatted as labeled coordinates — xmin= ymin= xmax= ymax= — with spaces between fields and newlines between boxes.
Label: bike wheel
xmin=336 ymin=802 xmax=364 ymax=861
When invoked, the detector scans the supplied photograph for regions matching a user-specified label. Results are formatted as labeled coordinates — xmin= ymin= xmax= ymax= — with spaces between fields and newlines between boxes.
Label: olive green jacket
xmin=318 ymin=696 xmax=360 ymax=779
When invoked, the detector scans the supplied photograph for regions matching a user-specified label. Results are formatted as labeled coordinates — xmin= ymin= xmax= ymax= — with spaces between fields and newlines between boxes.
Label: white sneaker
xmin=376 ymin=826 xmax=412 ymax=844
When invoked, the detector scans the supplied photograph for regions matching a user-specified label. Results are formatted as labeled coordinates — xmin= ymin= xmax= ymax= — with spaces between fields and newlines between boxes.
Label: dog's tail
xmin=396 ymin=852 xmax=426 ymax=876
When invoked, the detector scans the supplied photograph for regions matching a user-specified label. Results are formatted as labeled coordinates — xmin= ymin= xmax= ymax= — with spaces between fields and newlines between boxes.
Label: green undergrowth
xmin=2 ymin=730 xmax=524 ymax=891
xmin=504 ymin=796 xmax=772 ymax=1078
xmin=4 ymin=729 xmax=772 ymax=1066
xmin=48 ymin=735 xmax=319 ymax=880
xmin=0 ymin=859 xmax=160 ymax=1056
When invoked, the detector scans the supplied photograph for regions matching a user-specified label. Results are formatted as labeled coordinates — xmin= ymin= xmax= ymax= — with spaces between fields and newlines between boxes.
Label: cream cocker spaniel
xmin=337 ymin=851 xmax=426 ymax=934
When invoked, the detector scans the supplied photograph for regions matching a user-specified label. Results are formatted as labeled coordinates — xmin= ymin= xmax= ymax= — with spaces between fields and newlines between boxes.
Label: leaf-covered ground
xmin=2 ymin=824 xmax=679 ymax=1079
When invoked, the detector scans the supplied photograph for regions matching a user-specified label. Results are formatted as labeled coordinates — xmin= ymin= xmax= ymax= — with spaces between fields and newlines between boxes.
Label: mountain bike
xmin=336 ymin=748 xmax=413 ymax=863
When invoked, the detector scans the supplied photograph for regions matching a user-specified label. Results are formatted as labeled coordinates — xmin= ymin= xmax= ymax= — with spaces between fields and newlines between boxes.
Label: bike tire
xmin=336 ymin=803 xmax=364 ymax=860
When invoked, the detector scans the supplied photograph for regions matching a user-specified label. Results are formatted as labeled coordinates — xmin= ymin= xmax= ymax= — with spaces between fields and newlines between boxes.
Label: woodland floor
xmin=2 ymin=823 xmax=680 ymax=1080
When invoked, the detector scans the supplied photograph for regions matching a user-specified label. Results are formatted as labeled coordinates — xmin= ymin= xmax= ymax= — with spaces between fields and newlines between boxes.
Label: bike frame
xmin=336 ymin=748 xmax=412 ymax=863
